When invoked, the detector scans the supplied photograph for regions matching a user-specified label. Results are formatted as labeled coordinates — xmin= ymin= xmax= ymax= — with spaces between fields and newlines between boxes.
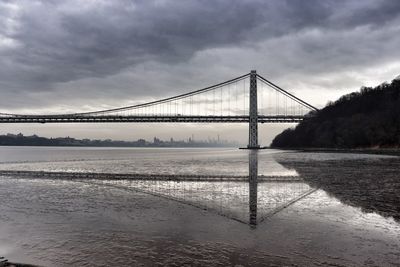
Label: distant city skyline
xmin=1 ymin=132 xmax=240 ymax=147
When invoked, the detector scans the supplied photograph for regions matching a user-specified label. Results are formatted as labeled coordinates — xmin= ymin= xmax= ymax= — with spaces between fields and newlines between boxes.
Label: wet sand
xmin=1 ymin=176 xmax=399 ymax=266
xmin=280 ymin=157 xmax=400 ymax=221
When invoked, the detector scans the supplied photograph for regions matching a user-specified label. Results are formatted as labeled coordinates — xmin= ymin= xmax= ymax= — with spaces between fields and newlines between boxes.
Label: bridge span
xmin=0 ymin=70 xmax=317 ymax=148
xmin=0 ymin=115 xmax=305 ymax=124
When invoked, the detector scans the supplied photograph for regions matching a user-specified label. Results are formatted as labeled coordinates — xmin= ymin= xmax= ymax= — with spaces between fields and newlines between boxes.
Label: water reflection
xmin=0 ymin=148 xmax=316 ymax=227
xmin=2 ymin=148 xmax=400 ymax=266
xmin=249 ymin=151 xmax=258 ymax=226
xmin=248 ymin=151 xmax=315 ymax=227
xmin=83 ymin=151 xmax=314 ymax=227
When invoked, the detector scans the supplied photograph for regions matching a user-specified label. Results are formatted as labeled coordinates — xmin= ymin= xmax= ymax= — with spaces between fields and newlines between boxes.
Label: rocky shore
xmin=0 ymin=258 xmax=38 ymax=267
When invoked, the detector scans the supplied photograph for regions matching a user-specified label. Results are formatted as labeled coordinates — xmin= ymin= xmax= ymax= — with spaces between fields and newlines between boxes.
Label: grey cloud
xmin=331 ymin=0 xmax=400 ymax=29
xmin=0 ymin=1 xmax=335 ymax=83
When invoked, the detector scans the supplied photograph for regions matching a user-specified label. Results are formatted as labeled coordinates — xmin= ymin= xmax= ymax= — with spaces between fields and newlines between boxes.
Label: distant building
xmin=137 ymin=139 xmax=146 ymax=146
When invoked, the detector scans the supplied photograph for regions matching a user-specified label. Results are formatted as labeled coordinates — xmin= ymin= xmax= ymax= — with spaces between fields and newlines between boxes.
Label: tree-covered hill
xmin=271 ymin=76 xmax=400 ymax=148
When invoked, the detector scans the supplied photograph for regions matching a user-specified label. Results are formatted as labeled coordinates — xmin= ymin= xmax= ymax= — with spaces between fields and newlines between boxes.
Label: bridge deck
xmin=0 ymin=115 xmax=305 ymax=123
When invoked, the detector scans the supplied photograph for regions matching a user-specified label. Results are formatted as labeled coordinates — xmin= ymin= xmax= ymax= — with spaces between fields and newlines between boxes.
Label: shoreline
xmin=271 ymin=147 xmax=400 ymax=156
xmin=1 ymin=262 xmax=39 ymax=267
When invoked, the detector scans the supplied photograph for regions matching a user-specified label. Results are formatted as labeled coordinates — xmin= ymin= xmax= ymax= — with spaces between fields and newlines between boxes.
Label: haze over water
xmin=0 ymin=147 xmax=399 ymax=266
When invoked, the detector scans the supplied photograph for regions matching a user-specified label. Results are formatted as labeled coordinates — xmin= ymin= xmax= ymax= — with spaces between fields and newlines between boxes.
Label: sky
xmin=1 ymin=0 xmax=400 ymax=144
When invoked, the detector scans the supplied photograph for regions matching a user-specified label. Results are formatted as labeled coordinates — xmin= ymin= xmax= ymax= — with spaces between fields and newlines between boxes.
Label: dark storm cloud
xmin=1 ymin=0 xmax=327 ymax=83
xmin=0 ymin=0 xmax=400 ymax=111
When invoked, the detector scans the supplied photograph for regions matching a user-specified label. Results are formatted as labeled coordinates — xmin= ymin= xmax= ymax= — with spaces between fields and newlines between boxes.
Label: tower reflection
xmin=249 ymin=150 xmax=258 ymax=227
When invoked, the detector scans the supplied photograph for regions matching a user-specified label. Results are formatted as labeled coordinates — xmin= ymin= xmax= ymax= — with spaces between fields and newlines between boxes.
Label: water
xmin=0 ymin=147 xmax=399 ymax=266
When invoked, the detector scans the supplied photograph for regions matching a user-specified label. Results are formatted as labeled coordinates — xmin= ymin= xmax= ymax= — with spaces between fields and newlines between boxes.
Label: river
xmin=0 ymin=147 xmax=399 ymax=266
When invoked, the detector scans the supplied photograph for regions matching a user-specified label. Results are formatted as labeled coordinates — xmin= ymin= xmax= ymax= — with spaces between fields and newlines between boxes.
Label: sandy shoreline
xmin=284 ymin=147 xmax=400 ymax=156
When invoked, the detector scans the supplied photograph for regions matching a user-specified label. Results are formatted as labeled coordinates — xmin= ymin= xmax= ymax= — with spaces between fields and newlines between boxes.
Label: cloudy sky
xmin=1 ymin=0 xmax=400 ymax=144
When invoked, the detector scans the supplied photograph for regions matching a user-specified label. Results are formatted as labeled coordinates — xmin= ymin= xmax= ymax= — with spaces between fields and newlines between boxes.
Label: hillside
xmin=271 ymin=77 xmax=400 ymax=148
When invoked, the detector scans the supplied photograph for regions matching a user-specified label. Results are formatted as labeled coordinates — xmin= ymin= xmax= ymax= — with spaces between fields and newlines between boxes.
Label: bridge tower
xmin=247 ymin=70 xmax=260 ymax=149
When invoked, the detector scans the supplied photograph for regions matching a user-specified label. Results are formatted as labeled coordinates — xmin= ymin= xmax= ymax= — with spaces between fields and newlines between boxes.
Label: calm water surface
xmin=0 ymin=147 xmax=399 ymax=266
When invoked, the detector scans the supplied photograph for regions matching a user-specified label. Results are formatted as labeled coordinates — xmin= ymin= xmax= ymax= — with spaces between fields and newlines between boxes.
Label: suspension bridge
xmin=0 ymin=70 xmax=317 ymax=148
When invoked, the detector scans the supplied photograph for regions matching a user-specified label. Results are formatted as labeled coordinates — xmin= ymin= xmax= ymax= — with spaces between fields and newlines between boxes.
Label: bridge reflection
xmin=0 ymin=151 xmax=316 ymax=227
xmin=84 ymin=151 xmax=315 ymax=227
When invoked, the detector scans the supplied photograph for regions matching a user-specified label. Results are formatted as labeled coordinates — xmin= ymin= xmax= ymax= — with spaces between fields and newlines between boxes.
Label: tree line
xmin=271 ymin=77 xmax=400 ymax=148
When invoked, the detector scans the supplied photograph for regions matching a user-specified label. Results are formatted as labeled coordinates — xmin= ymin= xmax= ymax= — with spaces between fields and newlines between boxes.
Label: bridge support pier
xmin=247 ymin=70 xmax=260 ymax=149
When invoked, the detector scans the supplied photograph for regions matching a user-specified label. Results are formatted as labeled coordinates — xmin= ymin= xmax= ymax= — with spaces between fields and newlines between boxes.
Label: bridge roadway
xmin=0 ymin=115 xmax=305 ymax=123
